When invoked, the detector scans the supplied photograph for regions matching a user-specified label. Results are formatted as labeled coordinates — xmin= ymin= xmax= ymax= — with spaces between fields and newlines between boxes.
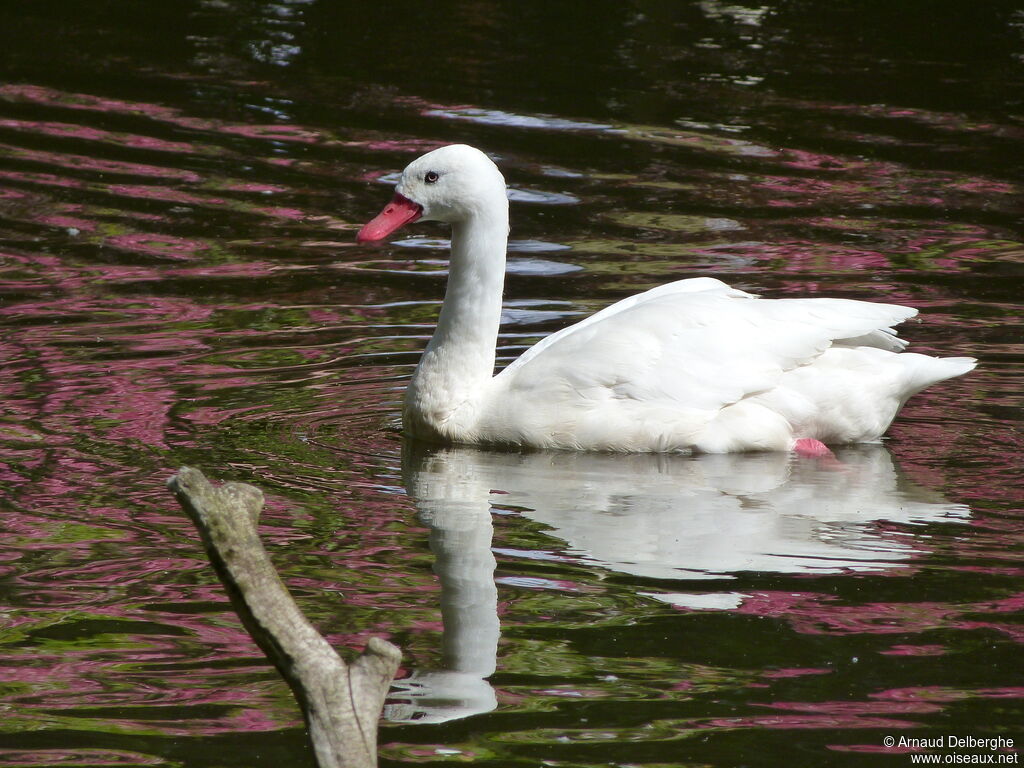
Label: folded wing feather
xmin=498 ymin=278 xmax=918 ymax=413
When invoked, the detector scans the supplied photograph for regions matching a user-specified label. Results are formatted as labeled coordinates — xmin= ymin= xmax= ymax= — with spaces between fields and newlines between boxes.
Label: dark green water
xmin=0 ymin=2 xmax=1022 ymax=766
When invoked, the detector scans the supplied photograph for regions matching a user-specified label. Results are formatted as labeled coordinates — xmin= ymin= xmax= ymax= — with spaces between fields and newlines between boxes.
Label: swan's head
xmin=357 ymin=144 xmax=507 ymax=243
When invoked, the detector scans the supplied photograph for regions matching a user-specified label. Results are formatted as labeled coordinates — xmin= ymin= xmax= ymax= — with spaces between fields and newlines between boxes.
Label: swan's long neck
xmin=405 ymin=199 xmax=509 ymax=440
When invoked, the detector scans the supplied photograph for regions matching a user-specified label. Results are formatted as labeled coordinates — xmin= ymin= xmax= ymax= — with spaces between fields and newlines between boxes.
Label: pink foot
xmin=792 ymin=438 xmax=835 ymax=459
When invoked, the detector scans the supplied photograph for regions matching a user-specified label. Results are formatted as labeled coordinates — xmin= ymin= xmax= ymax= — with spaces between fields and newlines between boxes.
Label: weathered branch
xmin=168 ymin=466 xmax=401 ymax=768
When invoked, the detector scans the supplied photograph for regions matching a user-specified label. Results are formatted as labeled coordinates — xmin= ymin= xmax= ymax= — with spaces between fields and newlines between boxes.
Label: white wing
xmin=498 ymin=278 xmax=917 ymax=413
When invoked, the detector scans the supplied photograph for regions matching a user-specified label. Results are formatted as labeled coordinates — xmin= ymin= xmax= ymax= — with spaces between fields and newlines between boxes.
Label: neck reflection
xmin=389 ymin=443 xmax=968 ymax=722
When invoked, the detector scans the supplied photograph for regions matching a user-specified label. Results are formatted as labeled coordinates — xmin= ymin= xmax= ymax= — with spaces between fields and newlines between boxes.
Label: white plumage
xmin=358 ymin=144 xmax=975 ymax=453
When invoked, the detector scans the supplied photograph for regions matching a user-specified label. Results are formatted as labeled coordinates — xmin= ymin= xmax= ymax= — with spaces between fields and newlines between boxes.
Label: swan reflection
xmin=386 ymin=443 xmax=968 ymax=722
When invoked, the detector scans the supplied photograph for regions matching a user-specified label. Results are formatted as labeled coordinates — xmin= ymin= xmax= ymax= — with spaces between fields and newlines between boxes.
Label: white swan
xmin=358 ymin=144 xmax=975 ymax=453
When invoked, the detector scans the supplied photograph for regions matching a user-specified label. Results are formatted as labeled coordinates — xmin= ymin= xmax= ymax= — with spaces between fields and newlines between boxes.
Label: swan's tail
xmin=901 ymin=355 xmax=976 ymax=399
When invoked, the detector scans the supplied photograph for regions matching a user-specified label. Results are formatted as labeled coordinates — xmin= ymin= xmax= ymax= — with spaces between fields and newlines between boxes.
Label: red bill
xmin=357 ymin=193 xmax=423 ymax=243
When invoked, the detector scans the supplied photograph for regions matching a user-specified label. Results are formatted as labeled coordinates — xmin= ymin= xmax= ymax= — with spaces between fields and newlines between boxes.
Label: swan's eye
xmin=424 ymin=171 xmax=439 ymax=184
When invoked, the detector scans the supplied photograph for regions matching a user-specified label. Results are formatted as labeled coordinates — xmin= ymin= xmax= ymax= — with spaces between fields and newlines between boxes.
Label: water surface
xmin=0 ymin=2 xmax=1022 ymax=766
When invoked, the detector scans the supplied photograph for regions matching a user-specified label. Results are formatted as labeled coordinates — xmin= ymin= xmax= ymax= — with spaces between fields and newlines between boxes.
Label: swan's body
xmin=358 ymin=144 xmax=975 ymax=453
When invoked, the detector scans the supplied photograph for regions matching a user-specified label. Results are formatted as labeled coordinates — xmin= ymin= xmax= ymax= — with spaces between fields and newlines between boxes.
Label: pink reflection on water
xmin=104 ymin=233 xmax=208 ymax=260
xmin=704 ymin=714 xmax=917 ymax=730
xmin=698 ymin=241 xmax=894 ymax=272
xmin=0 ymin=750 xmax=166 ymax=765
xmin=696 ymin=233 xmax=1024 ymax=282
xmin=200 ymin=123 xmax=321 ymax=143
xmin=0 ymin=280 xmax=242 ymax=468
xmin=757 ymin=699 xmax=943 ymax=715
xmin=817 ymin=101 xmax=1024 ymax=140
xmin=828 ymin=744 xmax=939 ymax=755
xmin=0 ymin=85 xmax=324 ymax=149
xmin=34 ymin=213 xmax=97 ymax=232
xmin=0 ymin=143 xmax=202 ymax=181
xmin=778 ymin=149 xmax=866 ymax=173
xmin=343 ymin=138 xmax=448 ymax=153
xmin=871 ymin=686 xmax=1024 ymax=703
xmin=732 ymin=591 xmax=1024 ymax=641
xmin=218 ymin=181 xmax=288 ymax=194
xmin=761 ymin=667 xmax=832 ymax=679
xmin=0 ymin=249 xmax=61 ymax=269
xmin=0 ymin=84 xmax=182 ymax=120
xmin=0 ymin=118 xmax=198 ymax=154
xmin=0 ymin=168 xmax=86 ymax=189
xmin=106 ymin=184 xmax=225 ymax=206
xmin=253 ymin=205 xmax=306 ymax=220
xmin=0 ymin=293 xmax=215 ymax=322
xmin=879 ymin=644 xmax=947 ymax=657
